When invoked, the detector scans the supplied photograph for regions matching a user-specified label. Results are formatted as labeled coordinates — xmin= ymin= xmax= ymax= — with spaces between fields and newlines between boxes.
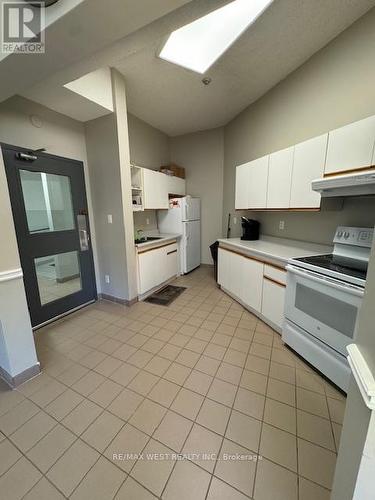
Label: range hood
xmin=312 ymin=170 xmax=375 ymax=197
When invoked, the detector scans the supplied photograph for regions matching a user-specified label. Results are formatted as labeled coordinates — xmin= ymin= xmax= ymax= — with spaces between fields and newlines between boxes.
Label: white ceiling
xmin=0 ymin=0 xmax=193 ymax=102
xmin=115 ymin=0 xmax=375 ymax=136
xmin=18 ymin=0 xmax=375 ymax=136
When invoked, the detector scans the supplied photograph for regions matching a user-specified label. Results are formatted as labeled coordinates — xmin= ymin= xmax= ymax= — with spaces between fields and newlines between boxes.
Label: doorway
xmin=2 ymin=143 xmax=97 ymax=328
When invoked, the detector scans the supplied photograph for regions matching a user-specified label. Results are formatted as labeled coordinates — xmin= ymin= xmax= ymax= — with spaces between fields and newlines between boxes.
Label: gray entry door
xmin=2 ymin=143 xmax=97 ymax=328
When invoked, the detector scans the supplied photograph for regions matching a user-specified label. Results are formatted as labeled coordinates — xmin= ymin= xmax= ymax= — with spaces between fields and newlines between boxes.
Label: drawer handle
xmin=167 ymin=250 xmax=177 ymax=255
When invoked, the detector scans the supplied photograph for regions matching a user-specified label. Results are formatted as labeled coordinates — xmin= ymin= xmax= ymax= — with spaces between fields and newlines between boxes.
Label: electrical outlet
xmin=105 ymin=275 xmax=110 ymax=284
xmin=279 ymin=220 xmax=285 ymax=230
xmin=107 ymin=214 xmax=113 ymax=224
xmin=233 ymin=217 xmax=237 ymax=225
xmin=146 ymin=218 xmax=150 ymax=225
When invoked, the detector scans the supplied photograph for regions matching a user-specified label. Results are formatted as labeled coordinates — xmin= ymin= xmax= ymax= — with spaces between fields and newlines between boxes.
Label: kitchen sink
xmin=135 ymin=236 xmax=163 ymax=243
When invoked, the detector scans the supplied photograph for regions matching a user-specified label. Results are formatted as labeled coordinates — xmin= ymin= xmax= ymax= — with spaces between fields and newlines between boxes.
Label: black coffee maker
xmin=241 ymin=217 xmax=260 ymax=241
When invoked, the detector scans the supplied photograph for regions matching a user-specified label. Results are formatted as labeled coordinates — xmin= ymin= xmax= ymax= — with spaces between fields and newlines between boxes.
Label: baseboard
xmin=200 ymin=263 xmax=214 ymax=268
xmin=0 ymin=362 xmax=40 ymax=389
xmin=98 ymin=293 xmax=138 ymax=307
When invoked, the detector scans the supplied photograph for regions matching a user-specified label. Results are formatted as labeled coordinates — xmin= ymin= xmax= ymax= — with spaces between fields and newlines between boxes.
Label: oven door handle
xmin=286 ymin=265 xmax=364 ymax=297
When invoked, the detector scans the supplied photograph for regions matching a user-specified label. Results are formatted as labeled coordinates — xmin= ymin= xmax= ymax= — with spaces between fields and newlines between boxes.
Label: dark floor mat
xmin=145 ymin=285 xmax=186 ymax=306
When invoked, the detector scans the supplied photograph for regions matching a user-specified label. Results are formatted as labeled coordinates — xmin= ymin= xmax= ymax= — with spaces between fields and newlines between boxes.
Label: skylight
xmin=159 ymin=0 xmax=273 ymax=74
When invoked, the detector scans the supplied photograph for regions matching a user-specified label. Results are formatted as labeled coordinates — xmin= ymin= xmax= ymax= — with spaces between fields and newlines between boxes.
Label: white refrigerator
xmin=157 ymin=196 xmax=201 ymax=274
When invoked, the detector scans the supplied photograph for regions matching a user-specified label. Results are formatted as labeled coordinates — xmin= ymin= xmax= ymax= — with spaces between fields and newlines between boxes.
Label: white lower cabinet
xmin=218 ymin=247 xmax=287 ymax=330
xmin=218 ymin=248 xmax=263 ymax=313
xmin=165 ymin=245 xmax=178 ymax=282
xmin=218 ymin=248 xmax=231 ymax=291
xmin=261 ymin=278 xmax=286 ymax=329
xmin=242 ymin=257 xmax=264 ymax=312
xmin=138 ymin=242 xmax=178 ymax=295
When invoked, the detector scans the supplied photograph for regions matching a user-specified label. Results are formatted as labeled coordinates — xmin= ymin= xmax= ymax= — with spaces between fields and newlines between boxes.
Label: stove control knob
xmin=337 ymin=231 xmax=343 ymax=238
xmin=344 ymin=231 xmax=350 ymax=239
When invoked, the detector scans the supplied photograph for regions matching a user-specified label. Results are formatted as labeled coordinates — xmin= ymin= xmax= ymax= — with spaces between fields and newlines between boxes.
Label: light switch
xmin=279 ymin=220 xmax=285 ymax=230
xmin=146 ymin=218 xmax=150 ymax=225
xmin=105 ymin=275 xmax=110 ymax=283
xmin=233 ymin=217 xmax=237 ymax=225
xmin=107 ymin=214 xmax=113 ymax=224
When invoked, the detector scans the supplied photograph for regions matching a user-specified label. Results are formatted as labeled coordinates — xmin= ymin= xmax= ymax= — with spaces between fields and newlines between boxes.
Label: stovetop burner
xmin=293 ymin=254 xmax=368 ymax=281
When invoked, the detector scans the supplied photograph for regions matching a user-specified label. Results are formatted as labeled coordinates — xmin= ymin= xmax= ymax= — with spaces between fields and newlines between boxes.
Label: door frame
xmin=1 ymin=142 xmax=97 ymax=328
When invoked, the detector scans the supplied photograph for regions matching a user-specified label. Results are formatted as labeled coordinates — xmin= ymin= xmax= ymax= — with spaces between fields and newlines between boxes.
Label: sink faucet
xmin=136 ymin=229 xmax=144 ymax=241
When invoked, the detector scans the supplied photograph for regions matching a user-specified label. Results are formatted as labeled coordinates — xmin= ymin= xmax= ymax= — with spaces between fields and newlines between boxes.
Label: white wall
xmin=128 ymin=113 xmax=170 ymax=169
xmin=128 ymin=113 xmax=171 ymax=233
xmin=0 ymin=95 xmax=99 ymax=282
xmin=170 ymin=128 xmax=224 ymax=264
xmin=223 ymin=6 xmax=375 ymax=244
xmin=0 ymin=149 xmax=38 ymax=379
xmin=0 ymin=94 xmax=99 ymax=379
xmin=64 ymin=67 xmax=114 ymax=112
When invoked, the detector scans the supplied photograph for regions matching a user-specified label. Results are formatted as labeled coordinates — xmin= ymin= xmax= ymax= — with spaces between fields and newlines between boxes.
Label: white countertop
xmin=135 ymin=233 xmax=182 ymax=251
xmin=218 ymin=236 xmax=332 ymax=266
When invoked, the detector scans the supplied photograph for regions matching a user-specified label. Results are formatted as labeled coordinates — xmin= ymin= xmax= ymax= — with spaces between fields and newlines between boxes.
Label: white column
xmin=0 ymin=148 xmax=39 ymax=386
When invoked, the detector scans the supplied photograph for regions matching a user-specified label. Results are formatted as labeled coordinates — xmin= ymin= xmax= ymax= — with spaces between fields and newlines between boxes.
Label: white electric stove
xmin=283 ymin=226 xmax=373 ymax=392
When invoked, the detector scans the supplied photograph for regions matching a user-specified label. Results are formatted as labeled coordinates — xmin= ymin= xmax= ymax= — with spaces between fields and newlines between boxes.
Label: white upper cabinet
xmin=267 ymin=147 xmax=294 ymax=208
xmin=235 ymin=156 xmax=269 ymax=209
xmin=235 ymin=163 xmax=250 ymax=209
xmin=290 ymin=134 xmax=328 ymax=208
xmin=143 ymin=169 xmax=169 ymax=209
xmin=325 ymin=115 xmax=375 ymax=175
xmin=167 ymin=175 xmax=186 ymax=196
xmin=142 ymin=169 xmax=186 ymax=210
xmin=248 ymin=156 xmax=269 ymax=209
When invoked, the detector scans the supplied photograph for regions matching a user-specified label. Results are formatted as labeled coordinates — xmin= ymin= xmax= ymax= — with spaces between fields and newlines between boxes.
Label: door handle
xmin=286 ymin=265 xmax=364 ymax=297
xmin=77 ymin=214 xmax=90 ymax=251
xmin=79 ymin=229 xmax=89 ymax=251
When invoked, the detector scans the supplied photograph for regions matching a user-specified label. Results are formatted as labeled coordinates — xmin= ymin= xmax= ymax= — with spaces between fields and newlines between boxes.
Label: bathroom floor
xmin=0 ymin=267 xmax=345 ymax=500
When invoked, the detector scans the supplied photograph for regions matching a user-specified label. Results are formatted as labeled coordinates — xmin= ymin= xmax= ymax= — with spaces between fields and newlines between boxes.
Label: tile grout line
xmin=158 ymin=304 xmax=253 ymax=499
xmin=0 ymin=270 xmax=343 ymax=498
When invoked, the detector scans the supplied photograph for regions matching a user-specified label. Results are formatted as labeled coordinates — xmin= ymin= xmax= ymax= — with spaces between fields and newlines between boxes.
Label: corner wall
xmin=170 ymin=128 xmax=224 ymax=264
xmin=223 ymin=6 xmax=375 ymax=244
xmin=128 ymin=113 xmax=171 ymax=233
xmin=85 ymin=70 xmax=137 ymax=302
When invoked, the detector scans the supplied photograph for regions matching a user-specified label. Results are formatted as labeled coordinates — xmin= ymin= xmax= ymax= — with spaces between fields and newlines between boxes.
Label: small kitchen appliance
xmin=283 ymin=226 xmax=374 ymax=391
xmin=241 ymin=217 xmax=260 ymax=241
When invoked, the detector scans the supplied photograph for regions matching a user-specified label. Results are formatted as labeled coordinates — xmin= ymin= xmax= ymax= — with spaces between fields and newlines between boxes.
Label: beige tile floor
xmin=0 ymin=267 xmax=346 ymax=500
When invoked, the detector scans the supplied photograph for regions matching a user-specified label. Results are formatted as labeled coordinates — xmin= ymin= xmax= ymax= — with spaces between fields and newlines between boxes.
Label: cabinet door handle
xmin=167 ymin=250 xmax=177 ymax=255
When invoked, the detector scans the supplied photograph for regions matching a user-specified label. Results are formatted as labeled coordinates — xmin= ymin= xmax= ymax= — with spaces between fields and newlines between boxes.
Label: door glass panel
xmin=34 ymin=251 xmax=82 ymax=305
xmin=20 ymin=169 xmax=75 ymax=233
xmin=295 ymin=283 xmax=357 ymax=338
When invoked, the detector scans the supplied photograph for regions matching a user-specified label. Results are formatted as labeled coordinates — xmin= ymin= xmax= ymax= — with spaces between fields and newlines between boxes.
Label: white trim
xmin=0 ymin=268 xmax=23 ymax=283
xmin=347 ymin=344 xmax=375 ymax=410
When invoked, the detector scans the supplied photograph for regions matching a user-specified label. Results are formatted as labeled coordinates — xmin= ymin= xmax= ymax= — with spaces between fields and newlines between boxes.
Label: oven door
xmin=285 ymin=264 xmax=364 ymax=355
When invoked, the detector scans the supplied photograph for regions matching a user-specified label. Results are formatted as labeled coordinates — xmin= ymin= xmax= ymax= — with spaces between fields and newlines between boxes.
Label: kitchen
xmin=1 ymin=1 xmax=375 ymax=500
